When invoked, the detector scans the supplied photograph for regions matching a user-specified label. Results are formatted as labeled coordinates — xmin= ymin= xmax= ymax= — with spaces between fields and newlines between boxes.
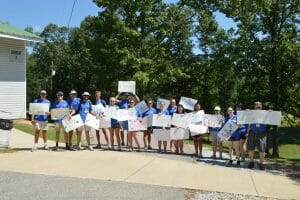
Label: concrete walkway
xmin=0 ymin=129 xmax=299 ymax=200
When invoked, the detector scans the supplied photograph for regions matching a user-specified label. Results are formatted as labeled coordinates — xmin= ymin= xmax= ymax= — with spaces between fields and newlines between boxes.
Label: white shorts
xmin=78 ymin=125 xmax=91 ymax=132
xmin=34 ymin=121 xmax=48 ymax=131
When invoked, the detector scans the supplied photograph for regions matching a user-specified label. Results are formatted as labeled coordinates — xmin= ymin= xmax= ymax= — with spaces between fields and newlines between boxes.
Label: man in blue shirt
xmin=31 ymin=90 xmax=51 ymax=152
xmin=93 ymin=90 xmax=109 ymax=149
xmin=247 ymin=102 xmax=268 ymax=170
xmin=67 ymin=90 xmax=81 ymax=149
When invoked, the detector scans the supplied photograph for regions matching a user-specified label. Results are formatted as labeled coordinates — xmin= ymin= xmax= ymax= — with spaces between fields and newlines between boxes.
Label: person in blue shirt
xmin=209 ymin=106 xmax=224 ymax=159
xmin=155 ymin=101 xmax=170 ymax=153
xmin=225 ymin=107 xmax=241 ymax=166
xmin=106 ymin=97 xmax=121 ymax=150
xmin=93 ymin=90 xmax=109 ymax=149
xmin=125 ymin=99 xmax=142 ymax=152
xmin=116 ymin=92 xmax=140 ymax=146
xmin=247 ymin=102 xmax=268 ymax=170
xmin=67 ymin=90 xmax=81 ymax=149
xmin=31 ymin=90 xmax=51 ymax=152
xmin=71 ymin=92 xmax=93 ymax=151
xmin=52 ymin=91 xmax=69 ymax=151
xmin=142 ymin=100 xmax=157 ymax=150
xmin=167 ymin=99 xmax=177 ymax=152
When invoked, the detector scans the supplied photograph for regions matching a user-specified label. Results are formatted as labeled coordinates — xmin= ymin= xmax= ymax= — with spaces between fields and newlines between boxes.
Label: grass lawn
xmin=0 ymin=147 xmax=16 ymax=153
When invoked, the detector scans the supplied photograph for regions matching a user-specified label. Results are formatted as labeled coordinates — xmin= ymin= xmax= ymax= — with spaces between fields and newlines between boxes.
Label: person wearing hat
xmin=67 ymin=90 xmax=81 ymax=149
xmin=209 ymin=106 xmax=224 ymax=159
xmin=31 ymin=90 xmax=51 ymax=152
xmin=71 ymin=92 xmax=94 ymax=151
xmin=247 ymin=101 xmax=268 ymax=170
xmin=93 ymin=90 xmax=109 ymax=149
xmin=116 ymin=92 xmax=140 ymax=146
xmin=52 ymin=91 xmax=70 ymax=151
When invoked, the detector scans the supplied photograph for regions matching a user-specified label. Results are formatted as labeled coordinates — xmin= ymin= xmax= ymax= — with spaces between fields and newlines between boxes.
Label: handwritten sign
xmin=118 ymin=81 xmax=136 ymax=93
xmin=156 ymin=98 xmax=170 ymax=111
xmin=186 ymin=110 xmax=205 ymax=124
xmin=189 ymin=124 xmax=209 ymax=136
xmin=237 ymin=110 xmax=282 ymax=125
xmin=171 ymin=113 xmax=191 ymax=129
xmin=62 ymin=114 xmax=84 ymax=132
xmin=104 ymin=106 xmax=119 ymax=119
xmin=217 ymin=120 xmax=238 ymax=141
xmin=29 ymin=103 xmax=49 ymax=115
xmin=85 ymin=113 xmax=100 ymax=130
xmin=128 ymin=119 xmax=147 ymax=131
xmin=153 ymin=129 xmax=171 ymax=141
xmin=152 ymin=114 xmax=171 ymax=127
xmin=179 ymin=96 xmax=197 ymax=111
xmin=92 ymin=103 xmax=105 ymax=116
xmin=135 ymin=100 xmax=149 ymax=114
xmin=115 ymin=108 xmax=137 ymax=121
xmin=170 ymin=128 xmax=189 ymax=140
xmin=141 ymin=115 xmax=152 ymax=128
xmin=203 ymin=114 xmax=223 ymax=128
xmin=99 ymin=117 xmax=111 ymax=128
xmin=50 ymin=108 xmax=69 ymax=120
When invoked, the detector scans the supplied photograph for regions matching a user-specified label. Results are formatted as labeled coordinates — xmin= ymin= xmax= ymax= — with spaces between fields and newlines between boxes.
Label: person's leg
xmin=147 ymin=130 xmax=152 ymax=149
xmin=115 ymin=128 xmax=121 ymax=149
xmin=42 ymin=130 xmax=48 ymax=149
xmin=218 ymin=141 xmax=223 ymax=159
xmin=234 ymin=141 xmax=240 ymax=165
xmin=193 ymin=138 xmax=199 ymax=156
xmin=198 ymin=137 xmax=203 ymax=157
xmin=64 ymin=132 xmax=69 ymax=150
xmin=163 ymin=141 xmax=167 ymax=152
xmin=96 ymin=130 xmax=100 ymax=146
xmin=158 ymin=141 xmax=162 ymax=152
xmin=85 ymin=130 xmax=91 ymax=146
xmin=143 ymin=131 xmax=148 ymax=148
xmin=128 ymin=131 xmax=133 ymax=151
xmin=55 ymin=128 xmax=60 ymax=150
xmin=102 ymin=128 xmax=109 ymax=146
xmin=228 ymin=141 xmax=233 ymax=162
xmin=240 ymin=139 xmax=246 ymax=160
xmin=77 ymin=127 xmax=82 ymax=149
xmin=174 ymin=140 xmax=179 ymax=154
xmin=170 ymin=140 xmax=174 ymax=152
xmin=258 ymin=133 xmax=267 ymax=170
xmin=247 ymin=131 xmax=256 ymax=169
xmin=32 ymin=125 xmax=40 ymax=151
xmin=109 ymin=128 xmax=114 ymax=148
xmin=120 ymin=130 xmax=125 ymax=145
xmin=69 ymin=131 xmax=73 ymax=146
xmin=133 ymin=132 xmax=140 ymax=151
xmin=212 ymin=141 xmax=217 ymax=157
xmin=179 ymin=140 xmax=184 ymax=154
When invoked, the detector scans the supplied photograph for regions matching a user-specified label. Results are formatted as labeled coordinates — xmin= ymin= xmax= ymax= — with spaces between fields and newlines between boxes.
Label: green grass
xmin=0 ymin=147 xmax=16 ymax=153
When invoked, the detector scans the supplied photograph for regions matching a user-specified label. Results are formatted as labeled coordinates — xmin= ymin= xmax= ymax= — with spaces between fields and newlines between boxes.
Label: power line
xmin=67 ymin=0 xmax=77 ymax=28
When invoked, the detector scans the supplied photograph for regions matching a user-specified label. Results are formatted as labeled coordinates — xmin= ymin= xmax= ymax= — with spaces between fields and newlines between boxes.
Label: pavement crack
xmin=249 ymin=171 xmax=260 ymax=196
xmin=123 ymin=157 xmax=156 ymax=182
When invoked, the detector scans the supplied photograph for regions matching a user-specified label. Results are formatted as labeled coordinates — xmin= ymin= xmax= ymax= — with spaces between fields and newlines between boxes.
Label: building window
xmin=9 ymin=50 xmax=23 ymax=63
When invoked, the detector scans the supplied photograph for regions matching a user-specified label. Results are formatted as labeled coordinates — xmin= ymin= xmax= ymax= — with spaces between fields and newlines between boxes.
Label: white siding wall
xmin=0 ymin=37 xmax=26 ymax=119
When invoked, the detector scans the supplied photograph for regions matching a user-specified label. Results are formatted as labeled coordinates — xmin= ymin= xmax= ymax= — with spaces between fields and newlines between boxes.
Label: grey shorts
xmin=247 ymin=131 xmax=266 ymax=152
xmin=210 ymin=131 xmax=221 ymax=142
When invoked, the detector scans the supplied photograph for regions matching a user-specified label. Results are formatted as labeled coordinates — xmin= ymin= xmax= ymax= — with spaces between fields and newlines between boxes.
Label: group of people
xmin=31 ymin=89 xmax=269 ymax=170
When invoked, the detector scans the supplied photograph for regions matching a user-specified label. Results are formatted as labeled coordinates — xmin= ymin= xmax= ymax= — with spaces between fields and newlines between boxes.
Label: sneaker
xmin=210 ymin=155 xmax=216 ymax=159
xmin=54 ymin=146 xmax=59 ymax=151
xmin=66 ymin=146 xmax=70 ymax=150
xmin=31 ymin=145 xmax=37 ymax=152
xmin=44 ymin=144 xmax=49 ymax=150
xmin=248 ymin=162 xmax=255 ymax=169
xmin=87 ymin=145 xmax=94 ymax=151
xmin=228 ymin=160 xmax=233 ymax=165
xmin=108 ymin=145 xmax=112 ymax=149
xmin=75 ymin=145 xmax=81 ymax=151
xmin=118 ymin=146 xmax=122 ymax=151
xmin=144 ymin=146 xmax=148 ymax=150
xmin=69 ymin=146 xmax=77 ymax=151
xmin=95 ymin=144 xmax=101 ymax=149
xmin=259 ymin=163 xmax=265 ymax=170
xmin=241 ymin=157 xmax=246 ymax=162
xmin=237 ymin=160 xmax=240 ymax=166
xmin=147 ymin=145 xmax=153 ymax=150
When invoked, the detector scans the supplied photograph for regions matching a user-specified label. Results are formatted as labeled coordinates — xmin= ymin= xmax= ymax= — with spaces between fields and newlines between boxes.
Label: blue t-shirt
xmin=167 ymin=106 xmax=177 ymax=116
xmin=250 ymin=124 xmax=267 ymax=132
xmin=33 ymin=99 xmax=51 ymax=121
xmin=225 ymin=115 xmax=241 ymax=139
xmin=93 ymin=99 xmax=107 ymax=107
xmin=237 ymin=124 xmax=247 ymax=135
xmin=78 ymin=100 xmax=92 ymax=123
xmin=67 ymin=98 xmax=81 ymax=111
xmin=52 ymin=100 xmax=69 ymax=123
xmin=143 ymin=107 xmax=157 ymax=117
xmin=117 ymin=99 xmax=130 ymax=109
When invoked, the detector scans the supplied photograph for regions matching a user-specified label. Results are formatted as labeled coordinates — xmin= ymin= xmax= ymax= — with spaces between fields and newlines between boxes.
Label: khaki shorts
xmin=78 ymin=125 xmax=91 ymax=132
xmin=210 ymin=131 xmax=221 ymax=142
xmin=34 ymin=121 xmax=48 ymax=131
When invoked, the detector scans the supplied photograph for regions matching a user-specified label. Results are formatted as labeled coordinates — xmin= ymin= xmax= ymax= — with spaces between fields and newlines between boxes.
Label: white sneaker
xmin=88 ymin=145 xmax=94 ymax=151
xmin=44 ymin=144 xmax=49 ymax=150
xmin=31 ymin=144 xmax=37 ymax=152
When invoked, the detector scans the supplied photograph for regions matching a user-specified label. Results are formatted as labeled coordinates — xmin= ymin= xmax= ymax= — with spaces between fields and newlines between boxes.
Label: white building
xmin=0 ymin=22 xmax=41 ymax=119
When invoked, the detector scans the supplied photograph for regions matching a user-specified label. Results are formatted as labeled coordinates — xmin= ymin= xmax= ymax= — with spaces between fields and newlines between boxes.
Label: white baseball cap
xmin=214 ymin=106 xmax=221 ymax=111
xmin=69 ymin=90 xmax=77 ymax=95
xmin=82 ymin=92 xmax=90 ymax=96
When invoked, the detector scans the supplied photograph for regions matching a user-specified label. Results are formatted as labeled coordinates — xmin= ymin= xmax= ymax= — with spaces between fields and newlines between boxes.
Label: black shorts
xmin=240 ymin=134 xmax=247 ymax=140
xmin=247 ymin=131 xmax=266 ymax=152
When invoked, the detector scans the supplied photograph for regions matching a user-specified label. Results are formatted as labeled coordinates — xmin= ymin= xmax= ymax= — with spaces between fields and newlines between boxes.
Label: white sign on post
xmin=171 ymin=113 xmax=191 ymax=129
xmin=62 ymin=114 xmax=84 ymax=133
xmin=29 ymin=103 xmax=49 ymax=115
xmin=237 ymin=110 xmax=282 ymax=125
xmin=156 ymin=98 xmax=170 ymax=111
xmin=217 ymin=120 xmax=239 ymax=141
xmin=170 ymin=128 xmax=189 ymax=140
xmin=153 ymin=129 xmax=171 ymax=141
xmin=135 ymin=100 xmax=149 ymax=114
xmin=85 ymin=113 xmax=100 ymax=130
xmin=99 ymin=117 xmax=111 ymax=128
xmin=203 ymin=114 xmax=223 ymax=128
xmin=50 ymin=108 xmax=69 ymax=120
xmin=128 ymin=119 xmax=147 ymax=131
xmin=189 ymin=124 xmax=209 ymax=136
xmin=141 ymin=115 xmax=153 ymax=128
xmin=179 ymin=96 xmax=198 ymax=111
xmin=118 ymin=81 xmax=136 ymax=94
xmin=152 ymin=114 xmax=171 ymax=127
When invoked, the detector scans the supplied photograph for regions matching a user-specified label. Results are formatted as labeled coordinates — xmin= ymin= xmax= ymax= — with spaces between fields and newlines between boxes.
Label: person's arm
xmin=31 ymin=114 xmax=35 ymax=125
xmin=133 ymin=93 xmax=140 ymax=103
xmin=115 ymin=92 xmax=121 ymax=100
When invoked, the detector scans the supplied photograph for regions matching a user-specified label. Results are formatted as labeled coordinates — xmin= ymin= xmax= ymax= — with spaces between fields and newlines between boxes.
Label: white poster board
xmin=170 ymin=128 xmax=189 ymax=140
xmin=118 ymin=81 xmax=136 ymax=93
xmin=104 ymin=106 xmax=119 ymax=119
xmin=29 ymin=103 xmax=49 ymax=115
xmin=128 ymin=119 xmax=147 ymax=131
xmin=99 ymin=117 xmax=111 ymax=128
xmin=92 ymin=103 xmax=105 ymax=116
xmin=141 ymin=115 xmax=152 ymax=128
xmin=217 ymin=120 xmax=239 ymax=141
xmin=153 ymin=129 xmax=171 ymax=141
xmin=152 ymin=114 xmax=171 ymax=127
xmin=237 ymin=110 xmax=282 ymax=125
xmin=189 ymin=124 xmax=209 ymax=136
xmin=85 ymin=113 xmax=100 ymax=130
xmin=115 ymin=108 xmax=137 ymax=121
xmin=203 ymin=114 xmax=223 ymax=128
xmin=135 ymin=100 xmax=149 ymax=114
xmin=50 ymin=108 xmax=69 ymax=120
xmin=186 ymin=110 xmax=205 ymax=124
xmin=179 ymin=96 xmax=197 ymax=111
xmin=62 ymin=114 xmax=84 ymax=132
xmin=156 ymin=98 xmax=170 ymax=111
xmin=171 ymin=113 xmax=191 ymax=129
